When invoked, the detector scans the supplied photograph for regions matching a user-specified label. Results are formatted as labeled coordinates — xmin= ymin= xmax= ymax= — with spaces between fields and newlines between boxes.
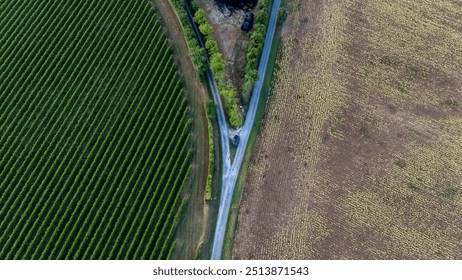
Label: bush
xmin=221 ymin=86 xmax=237 ymax=104
xmin=205 ymin=39 xmax=218 ymax=54
xmin=198 ymin=22 xmax=213 ymax=36
xmin=210 ymin=53 xmax=225 ymax=80
xmin=253 ymin=22 xmax=266 ymax=34
xmin=278 ymin=8 xmax=287 ymax=25
xmin=250 ymin=30 xmax=265 ymax=45
xmin=190 ymin=0 xmax=201 ymax=11
xmin=243 ymin=69 xmax=258 ymax=103
xmin=229 ymin=104 xmax=243 ymax=127
xmin=193 ymin=8 xmax=208 ymax=25
xmin=205 ymin=99 xmax=216 ymax=120
xmin=190 ymin=46 xmax=207 ymax=75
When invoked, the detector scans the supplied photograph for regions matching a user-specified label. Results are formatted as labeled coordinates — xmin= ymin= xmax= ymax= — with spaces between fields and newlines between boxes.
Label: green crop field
xmin=0 ymin=0 xmax=191 ymax=259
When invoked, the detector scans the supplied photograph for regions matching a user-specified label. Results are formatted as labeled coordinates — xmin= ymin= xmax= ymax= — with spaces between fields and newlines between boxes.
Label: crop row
xmin=0 ymin=0 xmax=191 ymax=259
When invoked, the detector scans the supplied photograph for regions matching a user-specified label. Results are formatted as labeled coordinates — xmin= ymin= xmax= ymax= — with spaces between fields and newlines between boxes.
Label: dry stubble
xmin=233 ymin=0 xmax=462 ymax=259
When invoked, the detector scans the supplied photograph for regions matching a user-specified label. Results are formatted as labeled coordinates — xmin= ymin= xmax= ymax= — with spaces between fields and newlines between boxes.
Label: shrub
xmin=205 ymin=99 xmax=216 ymax=120
xmin=190 ymin=46 xmax=207 ymax=75
xmin=278 ymin=8 xmax=287 ymax=25
xmin=193 ymin=8 xmax=208 ymax=25
xmin=229 ymin=104 xmax=243 ymax=127
xmin=199 ymin=23 xmax=213 ymax=37
xmin=205 ymin=39 xmax=219 ymax=54
xmin=210 ymin=53 xmax=225 ymax=80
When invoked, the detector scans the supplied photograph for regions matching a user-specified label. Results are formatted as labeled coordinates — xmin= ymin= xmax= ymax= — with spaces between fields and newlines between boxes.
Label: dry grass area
xmin=233 ymin=0 xmax=462 ymax=259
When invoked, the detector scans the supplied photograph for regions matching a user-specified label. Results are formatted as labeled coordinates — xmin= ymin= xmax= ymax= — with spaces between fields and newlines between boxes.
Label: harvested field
xmin=233 ymin=0 xmax=462 ymax=259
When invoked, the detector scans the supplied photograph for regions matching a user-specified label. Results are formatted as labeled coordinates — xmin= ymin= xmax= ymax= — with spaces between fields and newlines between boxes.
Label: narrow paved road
xmin=185 ymin=0 xmax=281 ymax=259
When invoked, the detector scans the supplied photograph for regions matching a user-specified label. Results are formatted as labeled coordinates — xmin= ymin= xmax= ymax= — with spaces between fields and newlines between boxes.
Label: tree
xmin=210 ymin=53 xmax=225 ymax=79
xmin=199 ymin=23 xmax=213 ymax=37
xmin=194 ymin=8 xmax=208 ymax=25
xmin=205 ymin=98 xmax=216 ymax=120
xmin=245 ymin=69 xmax=259 ymax=83
xmin=205 ymin=39 xmax=218 ymax=54
xmin=250 ymin=31 xmax=264 ymax=46
xmin=189 ymin=46 xmax=207 ymax=75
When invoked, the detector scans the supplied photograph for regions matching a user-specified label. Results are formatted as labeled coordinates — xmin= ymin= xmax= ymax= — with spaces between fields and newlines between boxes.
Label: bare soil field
xmin=233 ymin=0 xmax=462 ymax=259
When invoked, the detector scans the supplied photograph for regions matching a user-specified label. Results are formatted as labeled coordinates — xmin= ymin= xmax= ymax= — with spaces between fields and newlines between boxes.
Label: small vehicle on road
xmin=232 ymin=135 xmax=240 ymax=147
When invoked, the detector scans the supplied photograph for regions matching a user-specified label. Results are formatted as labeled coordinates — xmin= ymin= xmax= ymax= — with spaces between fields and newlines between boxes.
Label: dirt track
xmin=151 ymin=0 xmax=209 ymax=259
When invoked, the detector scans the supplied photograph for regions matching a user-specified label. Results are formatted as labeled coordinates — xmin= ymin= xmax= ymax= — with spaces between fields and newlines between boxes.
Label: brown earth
xmin=233 ymin=0 xmax=462 ymax=259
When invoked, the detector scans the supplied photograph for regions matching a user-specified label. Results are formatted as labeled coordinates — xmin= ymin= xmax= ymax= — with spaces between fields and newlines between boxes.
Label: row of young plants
xmin=0 ymin=0 xmax=142 ymax=242
xmin=88 ymin=106 xmax=190 ymax=260
xmin=114 ymin=115 xmax=191 ymax=260
xmin=204 ymin=99 xmax=216 ymax=200
xmin=0 ymin=7 xmax=164 ymax=244
xmin=0 ymin=0 xmax=144 ymax=187
xmin=0 ymin=0 xmax=191 ymax=260
xmin=62 ymin=84 xmax=188 ymax=260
